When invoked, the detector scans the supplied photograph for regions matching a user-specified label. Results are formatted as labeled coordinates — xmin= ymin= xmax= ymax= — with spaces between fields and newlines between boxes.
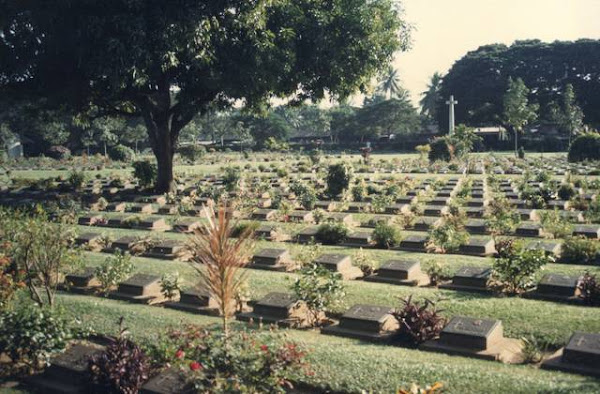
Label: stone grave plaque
xmin=314 ymin=254 xmax=351 ymax=272
xmin=137 ymin=217 xmax=168 ymax=230
xmin=563 ymin=332 xmax=600 ymax=366
xmin=346 ymin=202 xmax=370 ymax=213
xmin=251 ymin=248 xmax=293 ymax=271
xmin=536 ymin=274 xmax=580 ymax=298
xmin=288 ymin=210 xmax=314 ymax=223
xmin=364 ymin=215 xmax=393 ymax=228
xmin=74 ymin=232 xmax=102 ymax=248
xmin=128 ymin=203 xmax=155 ymax=214
xmin=344 ymin=231 xmax=374 ymax=247
xmin=315 ymin=200 xmax=337 ymax=211
xmin=172 ymin=219 xmax=201 ymax=233
xmin=158 ymin=204 xmax=178 ymax=215
xmin=423 ymin=205 xmax=448 ymax=217
xmin=396 ymin=196 xmax=417 ymax=205
xmin=464 ymin=207 xmax=485 ymax=218
xmin=467 ymin=198 xmax=489 ymax=208
xmin=147 ymin=240 xmax=187 ymax=260
xmin=448 ymin=266 xmax=491 ymax=289
xmin=78 ymin=214 xmax=103 ymax=226
xmin=439 ymin=316 xmax=502 ymax=350
xmin=296 ymin=227 xmax=319 ymax=243
xmin=560 ymin=210 xmax=584 ymax=223
xmin=526 ymin=241 xmax=562 ymax=257
xmin=111 ymin=236 xmax=139 ymax=251
xmin=106 ymin=214 xmax=129 ymax=227
xmin=252 ymin=209 xmax=277 ymax=221
xmin=516 ymin=209 xmax=539 ymax=221
xmin=326 ymin=212 xmax=354 ymax=225
xmin=547 ymin=200 xmax=569 ymax=210
xmin=458 ymin=238 xmax=496 ymax=256
xmin=377 ymin=259 xmax=419 ymax=280
xmin=110 ymin=274 xmax=166 ymax=304
xmin=250 ymin=292 xmax=302 ymax=320
xmin=399 ymin=234 xmax=428 ymax=252
xmin=64 ymin=267 xmax=100 ymax=292
xmin=141 ymin=368 xmax=189 ymax=394
xmin=385 ymin=203 xmax=410 ymax=215
xmin=106 ymin=202 xmax=126 ymax=212
xmin=465 ymin=219 xmax=487 ymax=234
xmin=572 ymin=225 xmax=600 ymax=240
xmin=29 ymin=342 xmax=105 ymax=393
xmin=414 ymin=217 xmax=441 ymax=231
xmin=516 ymin=223 xmax=544 ymax=237
xmin=322 ymin=304 xmax=399 ymax=341
xmin=365 ymin=259 xmax=429 ymax=287
xmin=429 ymin=197 xmax=451 ymax=206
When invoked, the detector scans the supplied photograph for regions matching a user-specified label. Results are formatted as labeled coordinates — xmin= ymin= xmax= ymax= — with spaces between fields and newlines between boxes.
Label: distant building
xmin=473 ymin=126 xmax=508 ymax=141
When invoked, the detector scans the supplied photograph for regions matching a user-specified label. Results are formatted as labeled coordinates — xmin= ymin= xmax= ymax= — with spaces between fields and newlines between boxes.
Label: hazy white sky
xmin=394 ymin=0 xmax=600 ymax=107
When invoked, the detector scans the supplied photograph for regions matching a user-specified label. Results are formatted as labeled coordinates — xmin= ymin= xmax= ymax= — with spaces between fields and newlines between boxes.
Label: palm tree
xmin=377 ymin=66 xmax=403 ymax=100
xmin=419 ymin=72 xmax=443 ymax=121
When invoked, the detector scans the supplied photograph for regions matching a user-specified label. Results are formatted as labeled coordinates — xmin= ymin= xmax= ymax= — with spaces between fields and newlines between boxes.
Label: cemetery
xmin=1 ymin=1 xmax=600 ymax=393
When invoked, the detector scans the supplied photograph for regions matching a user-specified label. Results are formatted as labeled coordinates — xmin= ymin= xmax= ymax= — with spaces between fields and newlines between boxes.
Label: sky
xmin=394 ymin=0 xmax=600 ymax=107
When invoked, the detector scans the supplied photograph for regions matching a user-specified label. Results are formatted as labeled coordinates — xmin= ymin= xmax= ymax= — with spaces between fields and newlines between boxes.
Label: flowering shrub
xmin=0 ymin=304 xmax=74 ymax=375
xmin=578 ymin=272 xmax=600 ymax=306
xmin=490 ymin=240 xmax=553 ymax=295
xmin=147 ymin=325 xmax=310 ymax=393
xmin=292 ymin=263 xmax=345 ymax=326
xmin=0 ymin=242 xmax=25 ymax=309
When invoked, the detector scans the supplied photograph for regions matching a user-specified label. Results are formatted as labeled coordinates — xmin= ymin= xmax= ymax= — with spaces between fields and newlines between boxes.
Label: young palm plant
xmin=187 ymin=203 xmax=254 ymax=341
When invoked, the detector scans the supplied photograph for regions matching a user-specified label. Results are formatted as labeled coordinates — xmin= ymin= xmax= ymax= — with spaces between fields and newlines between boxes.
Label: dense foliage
xmin=393 ymin=296 xmax=447 ymax=345
xmin=568 ymin=133 xmax=600 ymax=162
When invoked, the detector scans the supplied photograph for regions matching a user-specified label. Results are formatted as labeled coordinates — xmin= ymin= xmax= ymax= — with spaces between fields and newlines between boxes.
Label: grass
xmin=8 ymin=292 xmax=599 ymax=394
xmin=80 ymin=249 xmax=600 ymax=348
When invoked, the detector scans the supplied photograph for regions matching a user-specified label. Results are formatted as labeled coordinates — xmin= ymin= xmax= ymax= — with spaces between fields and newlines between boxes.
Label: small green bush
xmin=109 ymin=144 xmax=135 ymax=162
xmin=325 ymin=163 xmax=352 ymax=198
xmin=132 ymin=160 xmax=157 ymax=188
xmin=428 ymin=138 xmax=452 ymax=162
xmin=372 ymin=222 xmax=403 ymax=249
xmin=316 ymin=222 xmax=349 ymax=245
xmin=568 ymin=133 xmax=600 ymax=162
xmin=293 ymin=263 xmax=345 ymax=326
xmin=95 ymin=251 xmax=134 ymax=295
xmin=561 ymin=236 xmax=599 ymax=265
xmin=177 ymin=145 xmax=206 ymax=163
xmin=67 ymin=169 xmax=86 ymax=190
xmin=0 ymin=304 xmax=74 ymax=373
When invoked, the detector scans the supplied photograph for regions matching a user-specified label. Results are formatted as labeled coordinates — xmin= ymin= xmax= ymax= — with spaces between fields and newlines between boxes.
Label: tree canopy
xmin=436 ymin=39 xmax=600 ymax=131
xmin=1 ymin=0 xmax=410 ymax=191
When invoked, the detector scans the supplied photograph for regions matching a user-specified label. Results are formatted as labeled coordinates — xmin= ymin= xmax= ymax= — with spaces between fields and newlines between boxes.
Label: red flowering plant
xmin=145 ymin=324 xmax=311 ymax=393
xmin=0 ymin=241 xmax=25 ymax=310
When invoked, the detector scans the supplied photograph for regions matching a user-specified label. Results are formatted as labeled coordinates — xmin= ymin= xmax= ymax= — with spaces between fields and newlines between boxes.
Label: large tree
xmin=1 ymin=0 xmax=409 ymax=192
xmin=437 ymin=40 xmax=600 ymax=131
xmin=419 ymin=72 xmax=443 ymax=122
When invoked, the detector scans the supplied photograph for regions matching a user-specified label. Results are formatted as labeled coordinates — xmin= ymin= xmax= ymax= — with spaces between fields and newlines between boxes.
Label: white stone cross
xmin=446 ymin=95 xmax=458 ymax=136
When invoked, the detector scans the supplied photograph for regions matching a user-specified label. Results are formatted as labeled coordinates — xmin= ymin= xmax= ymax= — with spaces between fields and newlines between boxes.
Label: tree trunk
xmin=154 ymin=126 xmax=176 ymax=193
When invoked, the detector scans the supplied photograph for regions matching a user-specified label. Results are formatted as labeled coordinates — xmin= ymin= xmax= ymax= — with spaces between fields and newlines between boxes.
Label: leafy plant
xmin=222 ymin=167 xmax=241 ymax=192
xmin=316 ymin=222 xmax=349 ymax=245
xmin=423 ymin=260 xmax=451 ymax=287
xmin=539 ymin=209 xmax=572 ymax=239
xmin=490 ymin=241 xmax=552 ymax=295
xmin=188 ymin=204 xmax=254 ymax=340
xmin=132 ymin=160 xmax=157 ymax=189
xmin=67 ymin=169 xmax=86 ymax=190
xmin=292 ymin=263 xmax=345 ymax=327
xmin=578 ymin=272 xmax=600 ymax=306
xmin=485 ymin=197 xmax=521 ymax=236
xmin=294 ymin=243 xmax=323 ymax=268
xmin=95 ymin=251 xmax=134 ymax=296
xmin=353 ymin=248 xmax=377 ymax=276
xmin=0 ymin=304 xmax=73 ymax=375
xmin=373 ymin=222 xmax=403 ymax=249
xmin=10 ymin=211 xmax=80 ymax=307
xmin=426 ymin=218 xmax=469 ymax=253
xmin=393 ymin=296 xmax=447 ymax=345
xmin=428 ymin=137 xmax=452 ymax=162
xmin=148 ymin=324 xmax=309 ymax=393
xmin=325 ymin=163 xmax=352 ymax=198
xmin=0 ymin=242 xmax=24 ymax=310
xmin=160 ymin=272 xmax=182 ymax=301
xmin=561 ymin=236 xmax=599 ymax=265
xmin=521 ymin=335 xmax=547 ymax=364
xmin=88 ymin=317 xmax=150 ymax=393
